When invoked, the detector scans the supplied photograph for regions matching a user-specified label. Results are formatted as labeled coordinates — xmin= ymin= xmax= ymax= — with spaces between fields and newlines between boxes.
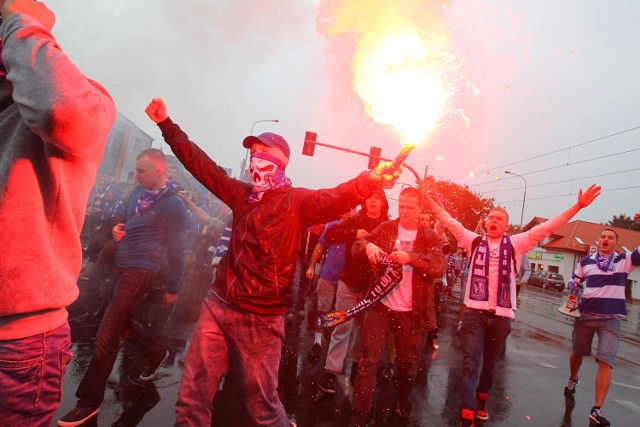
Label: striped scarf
xmin=469 ymin=235 xmax=513 ymax=308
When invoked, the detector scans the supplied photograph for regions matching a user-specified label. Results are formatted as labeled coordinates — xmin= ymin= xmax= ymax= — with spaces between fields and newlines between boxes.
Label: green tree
xmin=425 ymin=178 xmax=495 ymax=232
xmin=607 ymin=213 xmax=640 ymax=231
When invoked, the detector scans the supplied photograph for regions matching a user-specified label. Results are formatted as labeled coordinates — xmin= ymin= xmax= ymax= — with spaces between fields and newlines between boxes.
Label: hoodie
xmin=0 ymin=14 xmax=116 ymax=339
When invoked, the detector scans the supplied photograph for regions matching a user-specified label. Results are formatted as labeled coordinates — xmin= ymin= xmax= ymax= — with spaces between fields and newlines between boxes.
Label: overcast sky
xmin=50 ymin=0 xmax=640 ymax=225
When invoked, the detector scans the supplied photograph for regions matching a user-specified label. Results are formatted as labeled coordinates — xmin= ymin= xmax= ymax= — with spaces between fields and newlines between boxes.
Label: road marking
xmin=537 ymin=362 xmax=558 ymax=368
xmin=614 ymin=400 xmax=640 ymax=413
xmin=612 ymin=381 xmax=640 ymax=391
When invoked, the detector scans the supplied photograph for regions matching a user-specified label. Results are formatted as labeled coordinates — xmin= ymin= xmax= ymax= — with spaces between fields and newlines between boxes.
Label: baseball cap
xmin=242 ymin=132 xmax=290 ymax=159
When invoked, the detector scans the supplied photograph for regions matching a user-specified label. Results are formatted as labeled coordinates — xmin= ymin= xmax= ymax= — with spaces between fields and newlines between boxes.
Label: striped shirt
xmin=574 ymin=249 xmax=640 ymax=316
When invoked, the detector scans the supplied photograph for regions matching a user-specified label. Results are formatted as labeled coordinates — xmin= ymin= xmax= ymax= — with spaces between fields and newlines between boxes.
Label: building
xmin=522 ymin=217 xmax=640 ymax=302
xmin=98 ymin=113 xmax=154 ymax=184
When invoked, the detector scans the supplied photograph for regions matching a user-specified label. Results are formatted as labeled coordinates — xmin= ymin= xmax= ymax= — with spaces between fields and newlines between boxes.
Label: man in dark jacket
xmin=349 ymin=187 xmax=446 ymax=426
xmin=316 ymin=189 xmax=389 ymax=394
xmin=144 ymin=97 xmax=402 ymax=427
xmin=58 ymin=149 xmax=188 ymax=426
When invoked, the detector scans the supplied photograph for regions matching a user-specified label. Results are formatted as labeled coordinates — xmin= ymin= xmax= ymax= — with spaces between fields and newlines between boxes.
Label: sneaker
xmin=316 ymin=371 xmax=337 ymax=395
xmin=564 ymin=377 xmax=579 ymax=397
xmin=476 ymin=392 xmax=489 ymax=421
xmin=306 ymin=342 xmax=322 ymax=363
xmin=139 ymin=350 xmax=169 ymax=381
xmin=589 ymin=406 xmax=610 ymax=426
xmin=397 ymin=397 xmax=412 ymax=418
xmin=381 ymin=362 xmax=395 ymax=382
xmin=57 ymin=405 xmax=99 ymax=426
xmin=459 ymin=409 xmax=475 ymax=427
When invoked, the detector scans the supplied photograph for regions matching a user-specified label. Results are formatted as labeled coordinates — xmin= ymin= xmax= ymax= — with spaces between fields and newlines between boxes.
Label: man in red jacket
xmin=145 ymin=97 xmax=402 ymax=427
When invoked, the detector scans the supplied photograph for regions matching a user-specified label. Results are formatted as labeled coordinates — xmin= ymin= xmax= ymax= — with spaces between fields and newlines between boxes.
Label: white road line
xmin=612 ymin=380 xmax=640 ymax=391
xmin=537 ymin=362 xmax=558 ymax=368
xmin=614 ymin=400 xmax=640 ymax=413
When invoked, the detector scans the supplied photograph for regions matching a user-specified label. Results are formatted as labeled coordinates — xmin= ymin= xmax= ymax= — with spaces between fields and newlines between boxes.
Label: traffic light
xmin=368 ymin=146 xmax=382 ymax=169
xmin=302 ymin=131 xmax=317 ymax=156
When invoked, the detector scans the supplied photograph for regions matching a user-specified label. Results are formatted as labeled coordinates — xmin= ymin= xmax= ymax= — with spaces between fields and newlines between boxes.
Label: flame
xmin=353 ymin=28 xmax=456 ymax=146
xmin=317 ymin=1 xmax=466 ymax=147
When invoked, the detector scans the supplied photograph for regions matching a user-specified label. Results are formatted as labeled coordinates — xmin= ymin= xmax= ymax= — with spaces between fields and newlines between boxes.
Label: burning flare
xmin=318 ymin=0 xmax=465 ymax=147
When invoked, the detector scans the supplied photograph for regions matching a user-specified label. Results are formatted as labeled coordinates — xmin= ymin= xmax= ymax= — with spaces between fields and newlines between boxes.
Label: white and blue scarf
xmin=134 ymin=182 xmax=172 ymax=216
xmin=468 ymin=235 xmax=513 ymax=309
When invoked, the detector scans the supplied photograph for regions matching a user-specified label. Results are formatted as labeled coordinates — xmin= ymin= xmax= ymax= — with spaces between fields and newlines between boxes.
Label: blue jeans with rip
xmin=459 ymin=308 xmax=512 ymax=414
xmin=76 ymin=267 xmax=164 ymax=409
xmin=0 ymin=323 xmax=73 ymax=426
xmin=175 ymin=291 xmax=289 ymax=427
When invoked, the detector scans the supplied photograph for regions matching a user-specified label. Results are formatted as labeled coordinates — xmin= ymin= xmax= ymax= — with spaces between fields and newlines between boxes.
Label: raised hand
xmin=1 ymin=0 xmax=56 ymax=31
xmin=577 ymin=184 xmax=601 ymax=208
xmin=145 ymin=97 xmax=168 ymax=124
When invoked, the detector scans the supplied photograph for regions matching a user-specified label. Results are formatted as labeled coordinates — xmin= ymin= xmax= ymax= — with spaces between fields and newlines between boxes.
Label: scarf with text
xmin=468 ymin=235 xmax=513 ymax=309
xmin=309 ymin=255 xmax=403 ymax=329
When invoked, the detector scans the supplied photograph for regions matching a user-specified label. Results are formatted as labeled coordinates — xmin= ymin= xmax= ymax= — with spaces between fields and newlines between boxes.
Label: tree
xmin=607 ymin=213 xmax=640 ymax=231
xmin=423 ymin=178 xmax=495 ymax=234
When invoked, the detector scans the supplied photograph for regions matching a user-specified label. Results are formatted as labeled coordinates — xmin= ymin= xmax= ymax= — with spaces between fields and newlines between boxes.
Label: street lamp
xmin=504 ymin=170 xmax=528 ymax=229
xmin=241 ymin=119 xmax=280 ymax=178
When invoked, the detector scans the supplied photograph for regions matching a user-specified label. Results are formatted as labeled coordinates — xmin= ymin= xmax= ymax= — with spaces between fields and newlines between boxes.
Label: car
xmin=526 ymin=270 xmax=565 ymax=292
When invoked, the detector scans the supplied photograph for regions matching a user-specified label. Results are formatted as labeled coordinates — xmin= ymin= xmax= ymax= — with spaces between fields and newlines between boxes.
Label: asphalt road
xmin=55 ymin=273 xmax=640 ymax=427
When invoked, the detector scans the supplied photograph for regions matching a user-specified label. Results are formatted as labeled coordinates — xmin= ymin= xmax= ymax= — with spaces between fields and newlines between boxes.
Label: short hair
xmin=137 ymin=148 xmax=167 ymax=171
xmin=399 ymin=187 xmax=423 ymax=206
xmin=601 ymin=228 xmax=619 ymax=241
xmin=489 ymin=206 xmax=509 ymax=222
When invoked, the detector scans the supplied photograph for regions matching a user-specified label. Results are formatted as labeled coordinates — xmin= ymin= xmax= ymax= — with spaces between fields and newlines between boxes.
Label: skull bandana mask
xmin=247 ymin=151 xmax=292 ymax=203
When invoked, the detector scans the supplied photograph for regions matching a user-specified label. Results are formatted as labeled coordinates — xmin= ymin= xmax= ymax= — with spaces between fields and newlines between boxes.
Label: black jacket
xmin=353 ymin=219 xmax=447 ymax=333
xmin=159 ymin=118 xmax=382 ymax=315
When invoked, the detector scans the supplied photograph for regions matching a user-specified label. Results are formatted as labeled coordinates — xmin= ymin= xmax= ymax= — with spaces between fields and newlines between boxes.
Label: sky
xmin=48 ymin=0 xmax=640 ymax=225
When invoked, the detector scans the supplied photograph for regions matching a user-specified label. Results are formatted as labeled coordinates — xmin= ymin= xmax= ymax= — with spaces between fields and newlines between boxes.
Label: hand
xmin=365 ymin=242 xmax=385 ymax=265
xmin=145 ymin=97 xmax=168 ymax=123
xmin=356 ymin=229 xmax=368 ymax=239
xmin=1 ymin=0 xmax=55 ymax=31
xmin=577 ymin=184 xmax=601 ymax=208
xmin=369 ymin=161 xmax=402 ymax=186
xmin=305 ymin=267 xmax=314 ymax=280
xmin=178 ymin=190 xmax=188 ymax=201
xmin=389 ymin=250 xmax=411 ymax=265
xmin=112 ymin=223 xmax=126 ymax=241
xmin=163 ymin=291 xmax=178 ymax=306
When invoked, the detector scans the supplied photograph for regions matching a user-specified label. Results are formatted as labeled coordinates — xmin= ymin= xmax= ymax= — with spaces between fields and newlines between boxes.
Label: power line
xmin=464 ymin=147 xmax=640 ymax=188
xmin=476 ymin=166 xmax=640 ymax=194
xmin=494 ymin=184 xmax=640 ymax=204
xmin=451 ymin=124 xmax=640 ymax=181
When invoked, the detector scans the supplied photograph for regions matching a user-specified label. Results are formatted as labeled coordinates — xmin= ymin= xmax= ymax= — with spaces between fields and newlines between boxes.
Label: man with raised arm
xmin=563 ymin=220 xmax=639 ymax=427
xmin=0 ymin=1 xmax=115 ymax=425
xmin=145 ymin=97 xmax=402 ymax=427
xmin=423 ymin=184 xmax=601 ymax=427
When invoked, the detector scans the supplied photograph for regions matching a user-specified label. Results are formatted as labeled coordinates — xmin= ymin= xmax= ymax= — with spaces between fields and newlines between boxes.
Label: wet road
xmin=56 ymin=271 xmax=640 ymax=426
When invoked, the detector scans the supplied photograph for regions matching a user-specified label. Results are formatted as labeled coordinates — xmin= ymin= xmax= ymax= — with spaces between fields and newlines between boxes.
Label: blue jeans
xmin=76 ymin=267 xmax=164 ymax=408
xmin=0 ymin=323 xmax=73 ymax=426
xmin=324 ymin=280 xmax=365 ymax=374
xmin=175 ymin=291 xmax=289 ymax=427
xmin=459 ymin=308 xmax=512 ymax=413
